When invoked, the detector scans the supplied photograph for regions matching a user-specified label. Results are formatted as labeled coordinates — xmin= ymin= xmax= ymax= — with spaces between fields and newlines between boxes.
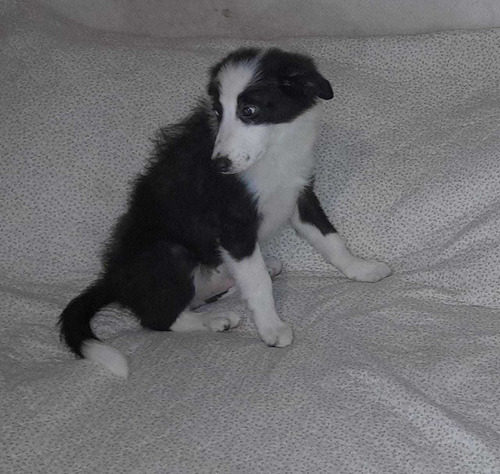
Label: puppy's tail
xmin=58 ymin=282 xmax=129 ymax=378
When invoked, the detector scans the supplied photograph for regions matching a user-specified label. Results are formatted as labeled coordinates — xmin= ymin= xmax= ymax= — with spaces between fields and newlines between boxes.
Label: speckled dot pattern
xmin=1 ymin=3 xmax=500 ymax=474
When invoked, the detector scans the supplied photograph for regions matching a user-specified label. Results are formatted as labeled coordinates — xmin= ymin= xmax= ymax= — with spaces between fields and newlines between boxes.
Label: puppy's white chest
xmin=257 ymin=186 xmax=302 ymax=242
xmin=243 ymin=147 xmax=316 ymax=242
xmin=240 ymin=105 xmax=321 ymax=242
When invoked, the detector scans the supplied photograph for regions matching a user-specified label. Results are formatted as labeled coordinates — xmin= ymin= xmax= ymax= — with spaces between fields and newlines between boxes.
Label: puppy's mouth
xmin=217 ymin=163 xmax=252 ymax=175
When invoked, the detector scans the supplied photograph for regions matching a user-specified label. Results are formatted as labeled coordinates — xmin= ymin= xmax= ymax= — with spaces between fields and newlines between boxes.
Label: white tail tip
xmin=82 ymin=340 xmax=129 ymax=378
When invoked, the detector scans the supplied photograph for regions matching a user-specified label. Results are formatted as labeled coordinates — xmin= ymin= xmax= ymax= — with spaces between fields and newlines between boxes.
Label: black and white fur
xmin=59 ymin=48 xmax=391 ymax=377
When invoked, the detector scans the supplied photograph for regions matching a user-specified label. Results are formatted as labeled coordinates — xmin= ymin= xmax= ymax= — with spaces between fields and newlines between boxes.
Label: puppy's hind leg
xmin=170 ymin=310 xmax=242 ymax=332
xmin=125 ymin=244 xmax=242 ymax=333
xmin=120 ymin=242 xmax=198 ymax=331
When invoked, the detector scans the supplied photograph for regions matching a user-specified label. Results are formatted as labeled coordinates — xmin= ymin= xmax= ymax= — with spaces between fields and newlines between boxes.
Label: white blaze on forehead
xmin=217 ymin=59 xmax=261 ymax=111
xmin=213 ymin=57 xmax=268 ymax=174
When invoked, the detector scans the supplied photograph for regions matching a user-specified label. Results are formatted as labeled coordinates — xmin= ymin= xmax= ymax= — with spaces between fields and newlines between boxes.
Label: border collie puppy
xmin=59 ymin=48 xmax=391 ymax=377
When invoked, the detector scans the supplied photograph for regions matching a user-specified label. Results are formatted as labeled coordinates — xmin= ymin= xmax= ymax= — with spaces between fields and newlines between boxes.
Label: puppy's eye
xmin=212 ymin=104 xmax=222 ymax=119
xmin=241 ymin=106 xmax=257 ymax=117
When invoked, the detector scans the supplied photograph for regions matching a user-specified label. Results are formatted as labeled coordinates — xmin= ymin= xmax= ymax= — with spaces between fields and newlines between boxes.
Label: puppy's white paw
xmin=259 ymin=321 xmax=293 ymax=347
xmin=343 ymin=259 xmax=392 ymax=283
xmin=203 ymin=311 xmax=242 ymax=331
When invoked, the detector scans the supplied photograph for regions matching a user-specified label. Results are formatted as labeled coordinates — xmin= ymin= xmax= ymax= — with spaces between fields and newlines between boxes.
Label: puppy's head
xmin=208 ymin=48 xmax=333 ymax=174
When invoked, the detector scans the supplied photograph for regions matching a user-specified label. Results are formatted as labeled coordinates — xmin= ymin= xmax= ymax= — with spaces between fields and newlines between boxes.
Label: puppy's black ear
xmin=279 ymin=69 xmax=333 ymax=100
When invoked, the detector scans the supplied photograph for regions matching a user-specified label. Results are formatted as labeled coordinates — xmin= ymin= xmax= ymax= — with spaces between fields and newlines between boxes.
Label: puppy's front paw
xmin=343 ymin=259 xmax=392 ymax=283
xmin=259 ymin=321 xmax=293 ymax=347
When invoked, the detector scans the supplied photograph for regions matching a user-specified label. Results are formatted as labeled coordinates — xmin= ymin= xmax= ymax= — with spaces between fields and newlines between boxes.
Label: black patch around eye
xmin=237 ymin=104 xmax=260 ymax=122
xmin=241 ymin=106 xmax=256 ymax=117
xmin=238 ymin=86 xmax=311 ymax=125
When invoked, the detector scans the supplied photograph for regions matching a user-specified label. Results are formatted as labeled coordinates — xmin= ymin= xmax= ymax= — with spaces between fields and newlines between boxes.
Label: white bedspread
xmin=1 ymin=2 xmax=500 ymax=472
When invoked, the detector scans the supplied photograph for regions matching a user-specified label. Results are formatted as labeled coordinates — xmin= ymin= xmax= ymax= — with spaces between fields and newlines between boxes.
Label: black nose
xmin=212 ymin=156 xmax=232 ymax=173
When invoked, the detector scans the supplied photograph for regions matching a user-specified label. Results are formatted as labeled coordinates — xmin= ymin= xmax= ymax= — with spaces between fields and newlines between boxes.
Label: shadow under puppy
xmin=59 ymin=48 xmax=392 ymax=377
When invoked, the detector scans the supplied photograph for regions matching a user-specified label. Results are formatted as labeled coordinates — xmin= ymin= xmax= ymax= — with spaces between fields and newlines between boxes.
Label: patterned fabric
xmin=2 ymin=3 xmax=500 ymax=473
